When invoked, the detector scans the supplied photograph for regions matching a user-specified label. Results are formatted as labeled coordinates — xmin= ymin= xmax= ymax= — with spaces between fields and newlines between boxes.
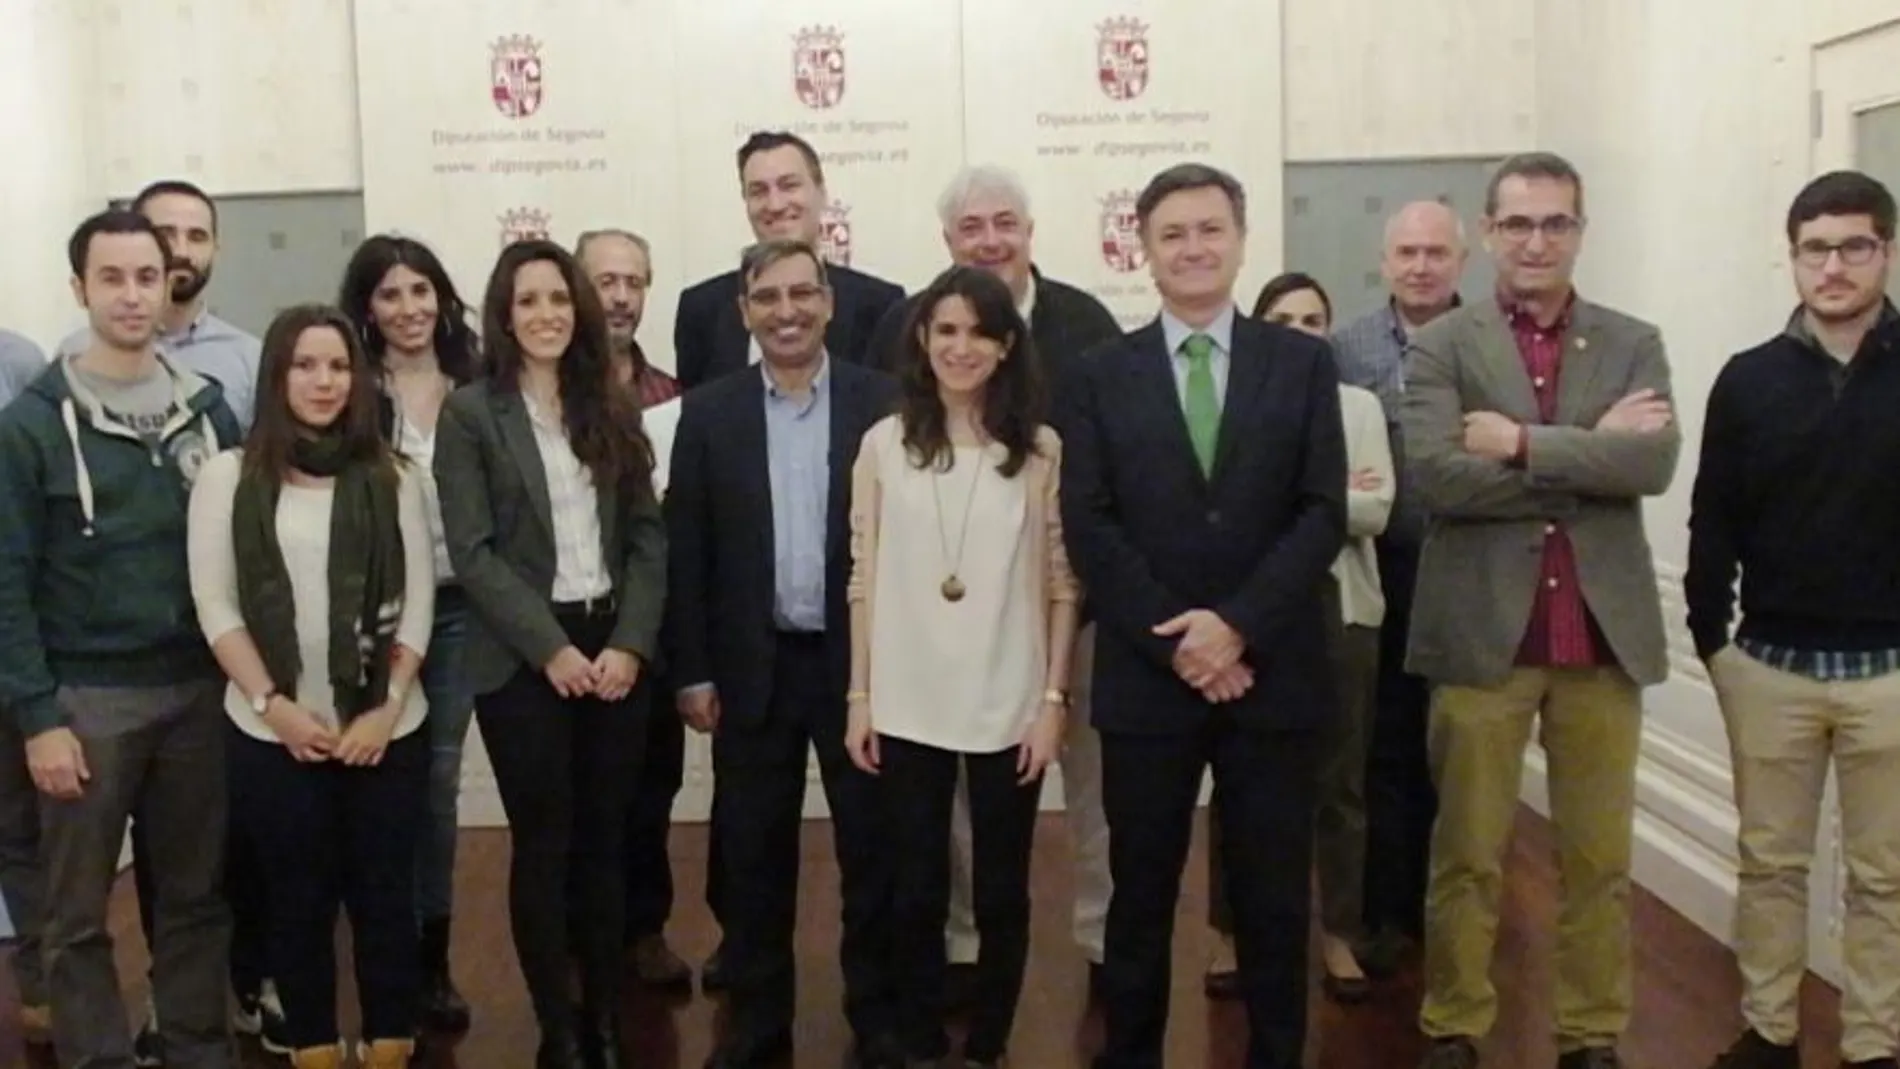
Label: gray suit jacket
xmin=434 ymin=380 xmax=667 ymax=697
xmin=1399 ymin=297 xmax=1680 ymax=687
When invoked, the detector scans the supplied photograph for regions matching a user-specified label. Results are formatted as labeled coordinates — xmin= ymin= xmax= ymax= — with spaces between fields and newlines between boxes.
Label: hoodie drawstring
xmin=59 ymin=398 xmax=97 ymax=538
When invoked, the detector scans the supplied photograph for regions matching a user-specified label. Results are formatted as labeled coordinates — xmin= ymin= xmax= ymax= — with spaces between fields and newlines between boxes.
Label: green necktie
xmin=1181 ymin=332 xmax=1220 ymax=476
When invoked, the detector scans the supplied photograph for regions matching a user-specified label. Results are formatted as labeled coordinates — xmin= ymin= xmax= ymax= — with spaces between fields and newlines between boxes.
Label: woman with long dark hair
xmin=433 ymin=239 xmax=662 ymax=1068
xmin=336 ymin=233 xmax=480 ymax=1034
xmin=187 ymin=303 xmax=438 ymax=1068
xmin=844 ymin=266 xmax=1078 ymax=1069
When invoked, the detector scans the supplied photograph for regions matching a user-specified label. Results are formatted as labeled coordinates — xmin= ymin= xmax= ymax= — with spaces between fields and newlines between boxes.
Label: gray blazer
xmin=434 ymin=380 xmax=667 ymax=697
xmin=1399 ymin=297 xmax=1680 ymax=688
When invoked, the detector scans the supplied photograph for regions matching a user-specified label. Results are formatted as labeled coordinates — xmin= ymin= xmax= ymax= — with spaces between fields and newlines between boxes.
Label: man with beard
xmin=666 ymin=239 xmax=901 ymax=1068
xmin=64 ymin=180 xmax=268 ymax=1067
xmin=672 ymin=131 xmax=904 ymax=390
xmin=63 ymin=181 xmax=261 ymax=431
xmin=1690 ymin=171 xmax=1900 ymax=1069
xmin=575 ymin=227 xmax=693 ymax=991
xmin=867 ymin=165 xmax=1122 ymax=1003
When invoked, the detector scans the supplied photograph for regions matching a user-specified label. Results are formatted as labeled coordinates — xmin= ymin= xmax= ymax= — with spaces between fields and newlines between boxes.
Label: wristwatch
xmin=249 ymin=688 xmax=277 ymax=716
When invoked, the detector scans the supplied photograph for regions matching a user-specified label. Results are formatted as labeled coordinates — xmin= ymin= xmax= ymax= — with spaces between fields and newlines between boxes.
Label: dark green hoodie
xmin=0 ymin=354 xmax=242 ymax=736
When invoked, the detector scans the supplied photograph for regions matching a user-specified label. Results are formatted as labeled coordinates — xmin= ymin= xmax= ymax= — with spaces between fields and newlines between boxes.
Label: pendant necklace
xmin=931 ymin=445 xmax=985 ymax=603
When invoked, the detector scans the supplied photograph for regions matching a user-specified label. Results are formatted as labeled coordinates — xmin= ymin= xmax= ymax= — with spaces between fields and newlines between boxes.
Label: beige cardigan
xmin=847 ymin=416 xmax=1079 ymax=658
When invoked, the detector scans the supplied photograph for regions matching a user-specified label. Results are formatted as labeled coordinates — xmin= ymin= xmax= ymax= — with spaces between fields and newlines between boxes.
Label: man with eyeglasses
xmin=1688 ymin=171 xmax=1900 ymax=1069
xmin=1399 ymin=151 xmax=1681 ymax=1069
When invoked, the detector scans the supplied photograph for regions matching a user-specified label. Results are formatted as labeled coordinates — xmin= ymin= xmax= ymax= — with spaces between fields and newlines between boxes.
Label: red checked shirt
xmin=1505 ymin=294 xmax=1604 ymax=667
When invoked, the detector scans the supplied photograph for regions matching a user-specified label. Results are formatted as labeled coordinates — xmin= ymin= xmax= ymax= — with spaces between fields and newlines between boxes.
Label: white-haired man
xmin=869 ymin=165 xmax=1124 ymax=1000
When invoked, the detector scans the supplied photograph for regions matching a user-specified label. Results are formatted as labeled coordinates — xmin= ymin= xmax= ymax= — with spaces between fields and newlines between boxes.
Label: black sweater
xmin=1684 ymin=302 xmax=1900 ymax=659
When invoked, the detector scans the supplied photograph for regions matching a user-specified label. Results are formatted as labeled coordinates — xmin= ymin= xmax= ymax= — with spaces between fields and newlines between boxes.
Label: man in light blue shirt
xmin=61 ymin=181 xmax=261 ymax=432
xmin=0 ymin=329 xmax=47 ymax=409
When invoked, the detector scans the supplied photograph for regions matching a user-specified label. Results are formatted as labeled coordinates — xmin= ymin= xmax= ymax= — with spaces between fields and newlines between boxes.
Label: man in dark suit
xmin=1059 ymin=163 xmax=1347 ymax=1069
xmin=673 ymin=131 xmax=905 ymax=390
xmin=665 ymin=238 xmax=902 ymax=1069
xmin=867 ymin=163 xmax=1123 ymax=998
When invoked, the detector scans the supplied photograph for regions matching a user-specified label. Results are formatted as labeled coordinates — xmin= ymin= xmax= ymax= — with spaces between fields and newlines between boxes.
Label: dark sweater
xmin=1684 ymin=301 xmax=1900 ymax=659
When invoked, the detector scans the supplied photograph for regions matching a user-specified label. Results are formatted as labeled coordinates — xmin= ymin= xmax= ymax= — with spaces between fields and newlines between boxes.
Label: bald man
xmin=1330 ymin=199 xmax=1468 ymax=973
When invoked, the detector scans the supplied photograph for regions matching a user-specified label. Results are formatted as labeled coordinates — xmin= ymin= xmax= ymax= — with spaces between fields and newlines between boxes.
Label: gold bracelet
xmin=1043 ymin=688 xmax=1070 ymax=706
xmin=846 ymin=690 xmax=869 ymax=702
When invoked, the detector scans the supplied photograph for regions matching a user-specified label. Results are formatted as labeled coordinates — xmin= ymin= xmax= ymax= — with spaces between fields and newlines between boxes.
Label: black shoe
xmin=942 ymin=962 xmax=979 ymax=1014
xmin=1321 ymin=971 xmax=1371 ymax=1005
xmin=1420 ymin=1037 xmax=1479 ymax=1069
xmin=1846 ymin=1060 xmax=1900 ymax=1068
xmin=1708 ymin=1031 xmax=1799 ymax=1069
xmin=1556 ymin=1048 xmax=1622 ymax=1069
xmin=701 ymin=945 xmax=730 ymax=993
xmin=538 ymin=1027 xmax=589 ymax=1069
xmin=132 ymin=1008 xmax=165 ymax=1069
xmin=585 ymin=1011 xmax=627 ymax=1069
xmin=704 ymin=1029 xmax=793 ymax=1068
xmin=420 ymin=916 xmax=474 ymax=1032
xmin=851 ymin=1031 xmax=908 ymax=1069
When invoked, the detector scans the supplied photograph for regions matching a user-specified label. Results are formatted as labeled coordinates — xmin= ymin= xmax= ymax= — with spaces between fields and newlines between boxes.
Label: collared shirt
xmin=763 ymin=354 xmax=832 ymax=632
xmin=1159 ymin=303 xmax=1236 ymax=413
xmin=1017 ymin=273 xmax=1038 ymax=324
xmin=0 ymin=329 xmax=47 ymax=409
xmin=523 ymin=394 xmax=612 ymax=602
xmin=1334 ymin=297 xmax=1461 ymax=545
xmin=1506 ymin=293 xmax=1602 ymax=669
xmin=62 ymin=307 xmax=262 ymax=430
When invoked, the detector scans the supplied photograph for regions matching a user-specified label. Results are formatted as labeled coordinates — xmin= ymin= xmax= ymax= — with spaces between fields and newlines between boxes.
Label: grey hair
xmin=574 ymin=227 xmax=652 ymax=267
xmin=936 ymin=165 xmax=1033 ymax=230
xmin=738 ymin=238 xmax=828 ymax=287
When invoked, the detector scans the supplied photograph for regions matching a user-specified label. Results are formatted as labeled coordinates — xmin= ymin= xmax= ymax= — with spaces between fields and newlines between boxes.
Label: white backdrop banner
xmin=961 ymin=0 xmax=1286 ymax=327
xmin=671 ymin=1 xmax=966 ymax=290
xmin=353 ymin=0 xmax=683 ymax=368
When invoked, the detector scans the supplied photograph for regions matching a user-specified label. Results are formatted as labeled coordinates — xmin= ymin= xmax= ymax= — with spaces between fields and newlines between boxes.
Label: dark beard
xmin=169 ymin=266 xmax=211 ymax=304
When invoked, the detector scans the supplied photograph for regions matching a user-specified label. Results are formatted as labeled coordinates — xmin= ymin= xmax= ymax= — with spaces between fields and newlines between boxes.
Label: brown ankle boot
xmin=290 ymin=1044 xmax=344 ymax=1069
xmin=359 ymin=1038 xmax=416 ymax=1069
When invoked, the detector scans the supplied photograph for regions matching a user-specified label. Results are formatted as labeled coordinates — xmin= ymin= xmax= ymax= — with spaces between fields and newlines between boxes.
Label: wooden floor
xmin=0 ymin=807 xmax=1849 ymax=1068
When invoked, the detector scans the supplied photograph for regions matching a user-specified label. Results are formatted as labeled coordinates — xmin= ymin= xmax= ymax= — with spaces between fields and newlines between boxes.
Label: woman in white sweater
xmin=845 ymin=266 xmax=1078 ymax=1069
xmin=187 ymin=303 xmax=436 ymax=1069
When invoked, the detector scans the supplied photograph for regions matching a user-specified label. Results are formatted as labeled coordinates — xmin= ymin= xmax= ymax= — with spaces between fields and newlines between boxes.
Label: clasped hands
xmin=1461 ymin=388 xmax=1674 ymax=462
xmin=1153 ymin=608 xmax=1251 ymax=703
xmin=544 ymin=645 xmax=643 ymax=701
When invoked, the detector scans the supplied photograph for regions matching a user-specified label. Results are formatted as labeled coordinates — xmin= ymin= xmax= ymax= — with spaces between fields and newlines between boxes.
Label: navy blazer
xmin=672 ymin=263 xmax=905 ymax=391
xmin=1057 ymin=314 xmax=1348 ymax=734
xmin=661 ymin=360 xmax=898 ymax=727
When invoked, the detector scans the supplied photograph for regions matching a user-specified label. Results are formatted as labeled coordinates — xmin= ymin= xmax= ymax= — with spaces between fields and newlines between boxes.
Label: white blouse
xmin=187 ymin=449 xmax=437 ymax=742
xmin=849 ymin=418 xmax=1078 ymax=754
xmin=391 ymin=406 xmax=455 ymax=583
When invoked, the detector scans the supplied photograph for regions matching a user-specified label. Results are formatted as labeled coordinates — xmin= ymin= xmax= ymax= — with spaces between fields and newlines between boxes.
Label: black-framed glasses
xmin=1494 ymin=214 xmax=1582 ymax=241
xmin=1793 ymin=236 xmax=1884 ymax=267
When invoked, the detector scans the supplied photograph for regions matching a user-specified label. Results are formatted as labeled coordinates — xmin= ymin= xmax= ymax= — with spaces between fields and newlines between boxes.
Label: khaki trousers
xmin=1711 ymin=646 xmax=1900 ymax=1063
xmin=1419 ymin=666 xmax=1642 ymax=1052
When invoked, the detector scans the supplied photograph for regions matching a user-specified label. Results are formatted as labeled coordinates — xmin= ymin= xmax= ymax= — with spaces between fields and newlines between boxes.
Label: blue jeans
xmin=415 ymin=587 xmax=473 ymax=923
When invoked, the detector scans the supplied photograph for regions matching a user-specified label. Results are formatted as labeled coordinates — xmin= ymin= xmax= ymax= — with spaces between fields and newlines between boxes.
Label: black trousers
xmin=229 ymin=727 xmax=429 ymax=1046
xmin=1362 ymin=536 xmax=1436 ymax=941
xmin=477 ymin=608 xmax=648 ymax=1028
xmin=624 ymin=675 xmax=684 ymax=940
xmin=1095 ymin=719 xmax=1316 ymax=1069
xmin=714 ymin=632 xmax=895 ymax=1047
xmin=882 ymin=737 xmax=1040 ymax=1063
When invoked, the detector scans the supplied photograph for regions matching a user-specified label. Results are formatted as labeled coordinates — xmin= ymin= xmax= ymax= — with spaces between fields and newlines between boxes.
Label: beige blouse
xmin=848 ymin=416 xmax=1078 ymax=753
